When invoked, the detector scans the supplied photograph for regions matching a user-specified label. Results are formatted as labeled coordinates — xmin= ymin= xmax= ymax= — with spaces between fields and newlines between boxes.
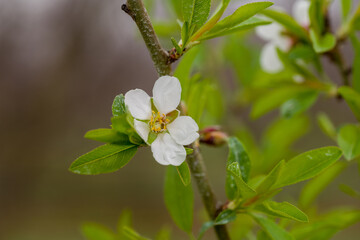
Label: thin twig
xmin=123 ymin=0 xmax=171 ymax=76
xmin=187 ymin=143 xmax=231 ymax=240
xmin=123 ymin=1 xmax=230 ymax=238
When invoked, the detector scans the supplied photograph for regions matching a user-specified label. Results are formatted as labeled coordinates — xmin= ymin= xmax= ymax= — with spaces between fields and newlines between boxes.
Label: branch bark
xmin=122 ymin=1 xmax=230 ymax=238
xmin=187 ymin=143 xmax=231 ymax=240
xmin=122 ymin=0 xmax=171 ymax=76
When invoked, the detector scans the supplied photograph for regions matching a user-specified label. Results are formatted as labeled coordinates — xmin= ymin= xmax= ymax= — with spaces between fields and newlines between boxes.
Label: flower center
xmin=149 ymin=111 xmax=170 ymax=133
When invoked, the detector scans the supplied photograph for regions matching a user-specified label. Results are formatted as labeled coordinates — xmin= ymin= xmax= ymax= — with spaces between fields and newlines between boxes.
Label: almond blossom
xmin=124 ymin=76 xmax=199 ymax=166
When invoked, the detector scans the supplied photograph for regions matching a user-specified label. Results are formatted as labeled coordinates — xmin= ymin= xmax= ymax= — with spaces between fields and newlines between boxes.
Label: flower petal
xmin=255 ymin=22 xmax=285 ymax=42
xmin=152 ymin=76 xmax=181 ymax=114
xmin=273 ymin=36 xmax=292 ymax=51
xmin=134 ymin=119 xmax=150 ymax=143
xmin=124 ymin=89 xmax=152 ymax=120
xmin=293 ymin=0 xmax=310 ymax=27
xmin=260 ymin=42 xmax=284 ymax=74
xmin=151 ymin=133 xmax=186 ymax=166
xmin=167 ymin=116 xmax=199 ymax=145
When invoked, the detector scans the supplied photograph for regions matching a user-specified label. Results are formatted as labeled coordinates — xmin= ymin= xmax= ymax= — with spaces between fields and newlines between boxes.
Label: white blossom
xmin=125 ymin=76 xmax=199 ymax=166
xmin=256 ymin=0 xmax=310 ymax=73
xmin=292 ymin=0 xmax=311 ymax=27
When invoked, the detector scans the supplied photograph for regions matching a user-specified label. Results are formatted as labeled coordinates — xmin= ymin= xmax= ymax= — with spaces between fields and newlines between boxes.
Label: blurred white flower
xmin=292 ymin=0 xmax=311 ymax=27
xmin=256 ymin=22 xmax=292 ymax=73
xmin=125 ymin=76 xmax=199 ymax=166
xmin=256 ymin=0 xmax=310 ymax=73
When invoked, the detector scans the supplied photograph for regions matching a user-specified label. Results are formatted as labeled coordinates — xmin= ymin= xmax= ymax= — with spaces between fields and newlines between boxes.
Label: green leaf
xmin=354 ymin=9 xmax=360 ymax=30
xmin=147 ymin=132 xmax=157 ymax=145
xmin=338 ymin=3 xmax=360 ymax=38
xmin=129 ymin=132 xmax=145 ymax=146
xmin=274 ymin=147 xmax=343 ymax=188
xmin=123 ymin=226 xmax=151 ymax=240
xmin=261 ymin=9 xmax=309 ymax=41
xmin=181 ymin=21 xmax=191 ymax=47
xmin=112 ymin=94 xmax=126 ymax=117
xmin=256 ymin=160 xmax=285 ymax=194
xmin=317 ymin=112 xmax=337 ymax=140
xmin=190 ymin=0 xmax=231 ymax=42
xmin=185 ymin=147 xmax=194 ymax=155
xmin=168 ymin=0 xmax=183 ymax=20
xmin=183 ymin=0 xmax=211 ymax=31
xmin=224 ymin=36 xmax=259 ymax=87
xmin=187 ymin=78 xmax=210 ymax=124
xmin=85 ymin=128 xmax=130 ymax=144
xmin=258 ymin=230 xmax=272 ymax=240
xmin=226 ymin=137 xmax=251 ymax=200
xmin=198 ymin=221 xmax=215 ymax=240
xmin=227 ymin=137 xmax=251 ymax=181
xmin=118 ymin=209 xmax=132 ymax=235
xmin=261 ymin=115 xmax=310 ymax=172
xmin=341 ymin=0 xmax=352 ymax=22
xmin=69 ymin=144 xmax=138 ymax=175
xmin=201 ymin=2 xmax=272 ymax=40
xmin=111 ymin=116 xmax=132 ymax=134
xmin=212 ymin=2 xmax=273 ymax=31
xmin=280 ymin=91 xmax=318 ymax=118
xmin=204 ymin=83 xmax=225 ymax=122
xmin=227 ymin=162 xmax=256 ymax=200
xmin=200 ymin=17 xmax=271 ymax=40
xmin=288 ymin=44 xmax=318 ymax=62
xmin=339 ymin=184 xmax=360 ymax=198
xmin=197 ymin=210 xmax=237 ymax=239
xmin=111 ymin=113 xmax=144 ymax=146
xmin=309 ymin=29 xmax=336 ymax=53
xmin=171 ymin=37 xmax=182 ymax=55
xmin=82 ymin=223 xmax=116 ymax=240
xmin=214 ymin=209 xmax=237 ymax=225
xmin=164 ymin=166 xmax=193 ymax=233
xmin=174 ymin=47 xmax=199 ymax=100
xmin=309 ymin=0 xmax=326 ymax=34
xmin=251 ymin=86 xmax=310 ymax=119
xmin=255 ymin=200 xmax=308 ymax=222
xmin=155 ymin=226 xmax=171 ymax=240
xmin=299 ymin=162 xmax=346 ymax=208
xmin=291 ymin=209 xmax=360 ymax=240
xmin=176 ymin=161 xmax=191 ymax=186
xmin=338 ymin=86 xmax=360 ymax=121
xmin=337 ymin=124 xmax=360 ymax=161
xmin=252 ymin=214 xmax=295 ymax=240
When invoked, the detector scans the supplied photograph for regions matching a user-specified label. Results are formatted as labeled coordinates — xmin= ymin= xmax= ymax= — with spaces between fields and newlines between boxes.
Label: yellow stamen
xmin=149 ymin=110 xmax=169 ymax=133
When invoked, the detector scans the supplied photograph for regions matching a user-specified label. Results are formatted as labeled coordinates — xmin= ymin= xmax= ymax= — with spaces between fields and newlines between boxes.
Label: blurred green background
xmin=0 ymin=0 xmax=359 ymax=239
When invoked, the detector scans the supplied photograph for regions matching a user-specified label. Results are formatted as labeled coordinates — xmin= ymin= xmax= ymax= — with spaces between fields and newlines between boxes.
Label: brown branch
xmin=187 ymin=143 xmax=231 ymax=240
xmin=123 ymin=1 xmax=230 ymax=238
xmin=122 ymin=0 xmax=171 ymax=76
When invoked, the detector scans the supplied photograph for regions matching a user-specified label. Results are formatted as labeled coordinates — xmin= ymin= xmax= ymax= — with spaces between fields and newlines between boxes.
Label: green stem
xmin=123 ymin=1 xmax=230 ymax=238
xmin=337 ymin=3 xmax=360 ymax=41
xmin=123 ymin=0 xmax=171 ymax=76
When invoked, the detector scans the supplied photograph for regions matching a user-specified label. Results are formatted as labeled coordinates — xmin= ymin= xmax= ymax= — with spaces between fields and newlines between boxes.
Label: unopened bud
xmin=200 ymin=126 xmax=228 ymax=146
